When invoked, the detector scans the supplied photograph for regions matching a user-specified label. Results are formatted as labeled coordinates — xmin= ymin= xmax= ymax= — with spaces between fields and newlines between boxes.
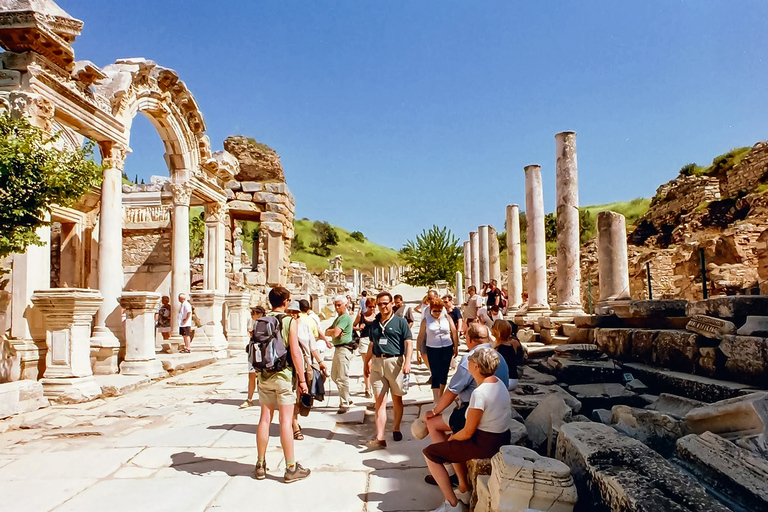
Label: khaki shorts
xmin=257 ymin=375 xmax=295 ymax=407
xmin=371 ymin=356 xmax=405 ymax=397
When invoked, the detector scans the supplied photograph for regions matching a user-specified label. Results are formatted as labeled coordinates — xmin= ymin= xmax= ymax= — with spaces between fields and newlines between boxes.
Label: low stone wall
xmin=723 ymin=141 xmax=768 ymax=198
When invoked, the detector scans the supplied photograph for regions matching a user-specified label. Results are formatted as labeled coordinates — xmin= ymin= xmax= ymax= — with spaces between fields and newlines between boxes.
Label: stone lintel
xmin=686 ymin=315 xmax=736 ymax=339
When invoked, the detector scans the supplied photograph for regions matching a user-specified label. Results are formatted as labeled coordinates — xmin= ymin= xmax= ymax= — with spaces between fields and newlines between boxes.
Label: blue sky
xmin=62 ymin=0 xmax=768 ymax=249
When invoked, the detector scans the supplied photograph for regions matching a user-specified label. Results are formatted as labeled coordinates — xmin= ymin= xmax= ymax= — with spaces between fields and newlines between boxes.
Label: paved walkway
xmin=1 ymin=312 xmax=452 ymax=512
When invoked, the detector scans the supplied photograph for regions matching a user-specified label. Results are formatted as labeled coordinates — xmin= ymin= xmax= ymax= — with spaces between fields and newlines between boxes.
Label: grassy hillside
xmin=290 ymin=219 xmax=401 ymax=273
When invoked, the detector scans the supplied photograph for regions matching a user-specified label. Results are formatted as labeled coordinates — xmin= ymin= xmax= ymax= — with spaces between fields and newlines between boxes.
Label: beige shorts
xmin=371 ymin=356 xmax=405 ymax=397
xmin=257 ymin=375 xmax=295 ymax=407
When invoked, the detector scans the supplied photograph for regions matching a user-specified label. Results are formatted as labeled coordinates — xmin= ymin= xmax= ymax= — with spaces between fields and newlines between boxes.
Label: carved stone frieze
xmin=124 ymin=205 xmax=171 ymax=226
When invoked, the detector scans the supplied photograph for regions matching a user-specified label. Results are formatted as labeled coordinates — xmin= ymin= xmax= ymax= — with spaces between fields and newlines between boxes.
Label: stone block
xmin=594 ymin=327 xmax=633 ymax=359
xmin=687 ymin=296 xmax=768 ymax=321
xmin=260 ymin=211 xmax=287 ymax=224
xmin=623 ymin=362 xmax=753 ymax=403
xmin=629 ymin=329 xmax=656 ymax=363
xmin=626 ymin=299 xmax=688 ymax=318
xmin=718 ymin=335 xmax=768 ymax=383
xmin=573 ymin=315 xmax=600 ymax=328
xmin=591 ymin=408 xmax=612 ymax=424
xmin=511 ymin=383 xmax=581 ymax=416
xmin=567 ymin=383 xmax=644 ymax=412
xmin=654 ymin=329 xmax=700 ymax=373
xmin=225 ymin=188 xmax=235 ymax=200
xmin=546 ymin=356 xmax=624 ymax=384
xmin=266 ymin=202 xmax=292 ymax=218
xmin=561 ymin=323 xmax=594 ymax=343
xmin=686 ymin=315 xmax=736 ymax=339
xmin=625 ymin=379 xmax=648 ymax=393
xmin=234 ymin=192 xmax=252 ymax=201
xmin=253 ymin=191 xmax=284 ymax=204
xmin=488 ymin=446 xmax=577 ymax=512
xmin=553 ymin=344 xmax=603 ymax=358
xmin=225 ymin=180 xmax=241 ymax=191
xmin=676 ymin=431 xmax=768 ymax=511
xmin=696 ymin=347 xmax=717 ymax=377
xmin=556 ymin=422 xmax=731 ymax=512
xmin=226 ymin=200 xmax=260 ymax=213
xmin=240 ymin=181 xmax=264 ymax=193
xmin=524 ymin=394 xmax=572 ymax=451
xmin=611 ymin=404 xmax=687 ymax=456
xmin=685 ymin=392 xmax=768 ymax=440
xmin=737 ymin=315 xmax=768 ymax=336
xmin=645 ymin=393 xmax=706 ymax=419
xmin=0 ymin=380 xmax=47 ymax=418
xmin=0 ymin=68 xmax=20 ymax=87
xmin=265 ymin=182 xmax=289 ymax=194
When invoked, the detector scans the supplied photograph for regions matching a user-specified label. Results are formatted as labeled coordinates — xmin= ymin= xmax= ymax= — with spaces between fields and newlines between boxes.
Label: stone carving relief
xmin=124 ymin=206 xmax=171 ymax=225
xmin=169 ymin=182 xmax=193 ymax=206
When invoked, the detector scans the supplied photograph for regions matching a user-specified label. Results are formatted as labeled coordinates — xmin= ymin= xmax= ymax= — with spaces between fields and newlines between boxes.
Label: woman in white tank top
xmin=417 ymin=298 xmax=459 ymax=405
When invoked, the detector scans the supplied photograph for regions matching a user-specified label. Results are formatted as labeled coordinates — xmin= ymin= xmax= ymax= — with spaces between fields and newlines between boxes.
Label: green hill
xmin=290 ymin=219 xmax=401 ymax=273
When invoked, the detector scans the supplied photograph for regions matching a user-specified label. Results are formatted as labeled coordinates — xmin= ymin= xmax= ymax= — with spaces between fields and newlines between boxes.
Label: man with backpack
xmin=253 ymin=286 xmax=311 ymax=483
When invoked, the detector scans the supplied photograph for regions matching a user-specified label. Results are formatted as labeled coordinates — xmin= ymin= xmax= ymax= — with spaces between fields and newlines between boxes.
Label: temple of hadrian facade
xmin=0 ymin=1 xmax=293 ymax=400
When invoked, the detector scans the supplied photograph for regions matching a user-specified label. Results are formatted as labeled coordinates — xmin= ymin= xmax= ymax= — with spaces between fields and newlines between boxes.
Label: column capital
xmin=98 ymin=141 xmax=129 ymax=171
xmin=169 ymin=181 xmax=193 ymax=206
xmin=205 ymin=202 xmax=227 ymax=223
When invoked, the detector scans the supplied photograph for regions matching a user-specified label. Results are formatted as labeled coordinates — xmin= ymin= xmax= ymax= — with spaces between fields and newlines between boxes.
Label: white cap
xmin=411 ymin=417 xmax=428 ymax=440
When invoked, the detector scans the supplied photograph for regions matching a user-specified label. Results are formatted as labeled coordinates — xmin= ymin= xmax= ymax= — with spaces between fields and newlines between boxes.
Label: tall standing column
xmin=517 ymin=165 xmax=551 ymax=321
xmin=463 ymin=241 xmax=472 ymax=292
xmin=469 ymin=231 xmax=480 ymax=289
xmin=489 ymin=225 xmax=501 ymax=284
xmin=553 ymin=131 xmax=585 ymax=319
xmin=479 ymin=225 xmax=490 ymax=285
xmin=455 ymin=271 xmax=464 ymax=305
xmin=90 ymin=142 xmax=126 ymax=374
xmin=506 ymin=204 xmax=523 ymax=310
xmin=170 ymin=181 xmax=193 ymax=335
xmin=597 ymin=211 xmax=631 ymax=314
xmin=204 ymin=202 xmax=227 ymax=292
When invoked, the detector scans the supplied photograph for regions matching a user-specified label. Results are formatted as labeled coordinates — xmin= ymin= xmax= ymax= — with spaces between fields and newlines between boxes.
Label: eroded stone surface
xmin=686 ymin=315 xmax=736 ymax=339
xmin=611 ymin=404 xmax=686 ymax=456
xmin=524 ymin=395 xmax=572 ymax=450
xmin=685 ymin=392 xmax=768 ymax=440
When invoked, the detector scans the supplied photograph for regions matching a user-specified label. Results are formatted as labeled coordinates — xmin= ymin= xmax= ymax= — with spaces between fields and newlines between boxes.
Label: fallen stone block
xmin=556 ymin=422 xmax=731 ymax=512
xmin=595 ymin=327 xmax=633 ymax=359
xmin=547 ymin=356 xmax=624 ymax=384
xmin=685 ymin=391 xmax=768 ymax=440
xmin=645 ymin=393 xmax=706 ymax=420
xmin=525 ymin=395 xmax=572 ymax=452
xmin=676 ymin=431 xmax=768 ymax=512
xmin=737 ymin=315 xmax=768 ymax=336
xmin=622 ymin=299 xmax=688 ymax=318
xmin=654 ymin=329 xmax=702 ymax=373
xmin=567 ymin=383 xmax=644 ymax=413
xmin=622 ymin=362 xmax=753 ymax=403
xmin=511 ymin=383 xmax=582 ymax=416
xmin=686 ymin=315 xmax=736 ymax=339
xmin=591 ymin=408 xmax=612 ymax=424
xmin=611 ymin=404 xmax=687 ymax=456
xmin=510 ymin=419 xmax=528 ymax=446
xmin=487 ymin=445 xmax=577 ymax=512
xmin=625 ymin=379 xmax=648 ymax=393
xmin=519 ymin=366 xmax=557 ymax=385
xmin=718 ymin=334 xmax=768 ymax=384
xmin=0 ymin=380 xmax=48 ymax=419
xmin=687 ymin=296 xmax=768 ymax=322
xmin=553 ymin=344 xmax=604 ymax=359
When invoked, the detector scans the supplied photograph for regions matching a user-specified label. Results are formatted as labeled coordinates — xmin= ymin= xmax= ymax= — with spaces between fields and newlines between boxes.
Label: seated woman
xmin=422 ymin=347 xmax=512 ymax=512
xmin=491 ymin=319 xmax=525 ymax=390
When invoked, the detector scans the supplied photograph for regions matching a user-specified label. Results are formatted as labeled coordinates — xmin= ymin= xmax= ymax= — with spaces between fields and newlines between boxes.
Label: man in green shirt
xmin=325 ymin=294 xmax=355 ymax=413
xmin=363 ymin=291 xmax=413 ymax=449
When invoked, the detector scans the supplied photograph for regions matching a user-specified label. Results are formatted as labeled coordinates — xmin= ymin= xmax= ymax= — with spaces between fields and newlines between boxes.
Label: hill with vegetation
xmin=290 ymin=219 xmax=401 ymax=273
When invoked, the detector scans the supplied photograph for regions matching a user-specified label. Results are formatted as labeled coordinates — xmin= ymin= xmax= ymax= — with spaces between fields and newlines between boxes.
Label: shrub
xmin=349 ymin=231 xmax=365 ymax=243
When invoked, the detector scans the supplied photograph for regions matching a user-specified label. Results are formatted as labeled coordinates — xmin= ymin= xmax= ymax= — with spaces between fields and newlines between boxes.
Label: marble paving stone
xmin=51 ymin=475 xmax=230 ymax=512
xmin=2 ymin=447 xmax=142 ymax=479
xmin=367 ymin=467 xmax=445 ymax=511
xmin=113 ymin=424 xmax=229 ymax=448
xmin=113 ymin=466 xmax=157 ymax=478
xmin=1 ymin=478 xmax=96 ymax=512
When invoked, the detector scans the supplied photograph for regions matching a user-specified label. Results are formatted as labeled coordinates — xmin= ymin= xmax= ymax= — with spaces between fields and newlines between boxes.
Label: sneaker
xmin=284 ymin=462 xmax=311 ymax=483
xmin=239 ymin=399 xmax=253 ymax=409
xmin=392 ymin=430 xmax=403 ymax=442
xmin=456 ymin=490 xmax=471 ymax=505
xmin=429 ymin=500 xmax=463 ymax=512
xmin=365 ymin=438 xmax=387 ymax=450
xmin=425 ymin=473 xmax=459 ymax=487
xmin=253 ymin=461 xmax=267 ymax=480
xmin=337 ymin=406 xmax=349 ymax=414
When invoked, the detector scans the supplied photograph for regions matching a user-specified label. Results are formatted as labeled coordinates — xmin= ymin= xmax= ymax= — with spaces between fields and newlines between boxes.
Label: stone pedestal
xmin=470 ymin=231 xmax=480 ymax=289
xmin=553 ymin=132 xmax=584 ymax=321
xmin=506 ymin=204 xmax=523 ymax=311
xmin=118 ymin=292 xmax=166 ymax=379
xmin=225 ymin=292 xmax=251 ymax=353
xmin=483 ymin=445 xmax=577 ymax=512
xmin=190 ymin=291 xmax=228 ymax=358
xmin=596 ymin=211 xmax=631 ymax=315
xmin=479 ymin=225 xmax=491 ymax=285
xmin=517 ymin=165 xmax=551 ymax=324
xmin=31 ymin=289 xmax=103 ymax=401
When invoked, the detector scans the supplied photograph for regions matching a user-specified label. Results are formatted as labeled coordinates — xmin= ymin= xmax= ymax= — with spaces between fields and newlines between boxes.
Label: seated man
xmin=423 ymin=323 xmax=508 ymax=486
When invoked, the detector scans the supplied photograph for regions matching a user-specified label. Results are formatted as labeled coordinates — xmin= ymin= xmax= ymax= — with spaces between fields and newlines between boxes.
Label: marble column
xmin=469 ymin=231 xmax=480 ymax=289
xmin=489 ymin=225 xmax=501 ymax=284
xmin=225 ymin=292 xmax=251 ymax=353
xmin=506 ymin=205 xmax=523 ymax=310
xmin=204 ymin=202 xmax=227 ymax=292
xmin=455 ymin=271 xmax=464 ymax=305
xmin=190 ymin=291 xmax=228 ymax=358
xmin=32 ymin=289 xmax=103 ymax=401
xmin=90 ymin=142 xmax=126 ymax=374
xmin=479 ymin=225 xmax=490 ymax=285
xmin=518 ymin=165 xmax=551 ymax=320
xmin=463 ymin=241 xmax=472 ymax=292
xmin=553 ymin=131 xmax=585 ymax=319
xmin=597 ymin=211 xmax=631 ymax=314
xmin=119 ymin=292 xmax=167 ymax=378
xmin=170 ymin=181 xmax=193 ymax=337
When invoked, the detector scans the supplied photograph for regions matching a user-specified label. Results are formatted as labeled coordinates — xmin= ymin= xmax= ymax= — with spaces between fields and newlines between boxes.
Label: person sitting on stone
xmin=423 ymin=347 xmax=512 ymax=512
xmin=491 ymin=319 xmax=524 ymax=389
xmin=423 ymin=323 xmax=508 ymax=487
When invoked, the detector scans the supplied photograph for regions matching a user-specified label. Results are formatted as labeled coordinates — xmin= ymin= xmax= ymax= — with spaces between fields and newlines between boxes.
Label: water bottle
xmin=402 ymin=373 xmax=410 ymax=394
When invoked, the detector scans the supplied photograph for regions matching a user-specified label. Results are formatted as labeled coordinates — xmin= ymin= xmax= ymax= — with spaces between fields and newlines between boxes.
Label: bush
xmin=349 ymin=231 xmax=365 ymax=243
xmin=292 ymin=233 xmax=306 ymax=252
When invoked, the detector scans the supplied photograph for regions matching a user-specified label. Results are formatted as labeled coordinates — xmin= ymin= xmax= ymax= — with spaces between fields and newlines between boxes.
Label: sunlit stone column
xmin=553 ymin=131 xmax=585 ymax=319
xmin=597 ymin=211 xmax=631 ymax=314
xmin=518 ymin=165 xmax=550 ymax=320
xmin=119 ymin=292 xmax=167 ymax=378
xmin=479 ymin=225 xmax=490 ymax=285
xmin=455 ymin=271 xmax=464 ymax=305
xmin=90 ymin=142 xmax=126 ymax=374
xmin=489 ymin=225 xmax=501 ymax=284
xmin=463 ymin=241 xmax=472 ymax=292
xmin=469 ymin=231 xmax=480 ymax=289
xmin=506 ymin=204 xmax=523 ymax=310
xmin=204 ymin=202 xmax=227 ymax=292
xmin=170 ymin=181 xmax=193 ymax=335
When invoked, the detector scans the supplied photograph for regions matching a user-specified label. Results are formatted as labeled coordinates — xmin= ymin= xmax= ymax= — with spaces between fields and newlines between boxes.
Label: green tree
xmin=310 ymin=220 xmax=339 ymax=256
xmin=292 ymin=233 xmax=306 ymax=252
xmin=519 ymin=212 xmax=527 ymax=243
xmin=189 ymin=211 xmax=205 ymax=258
xmin=0 ymin=113 xmax=102 ymax=260
xmin=400 ymin=225 xmax=462 ymax=287
xmin=349 ymin=231 xmax=365 ymax=243
xmin=579 ymin=209 xmax=595 ymax=245
xmin=544 ymin=213 xmax=557 ymax=242
xmin=496 ymin=231 xmax=507 ymax=251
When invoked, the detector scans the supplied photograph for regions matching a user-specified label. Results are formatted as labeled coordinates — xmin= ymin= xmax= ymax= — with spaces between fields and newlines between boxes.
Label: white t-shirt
xmin=425 ymin=312 xmax=453 ymax=348
xmin=178 ymin=301 xmax=192 ymax=327
xmin=464 ymin=294 xmax=482 ymax=319
xmin=468 ymin=378 xmax=512 ymax=433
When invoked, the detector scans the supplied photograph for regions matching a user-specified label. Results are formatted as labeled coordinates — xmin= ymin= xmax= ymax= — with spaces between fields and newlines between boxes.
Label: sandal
xmin=293 ymin=427 xmax=304 ymax=440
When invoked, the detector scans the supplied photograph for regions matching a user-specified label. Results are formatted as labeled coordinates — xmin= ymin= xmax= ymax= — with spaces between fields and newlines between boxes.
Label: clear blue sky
xmin=62 ymin=0 xmax=768 ymax=249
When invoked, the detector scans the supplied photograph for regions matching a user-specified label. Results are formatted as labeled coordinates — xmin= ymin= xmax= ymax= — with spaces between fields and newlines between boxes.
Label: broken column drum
xmin=553 ymin=131 xmax=584 ymax=319
xmin=597 ymin=211 xmax=631 ymax=313
xmin=479 ymin=225 xmax=491 ymax=285
xmin=522 ymin=165 xmax=551 ymax=314
xmin=506 ymin=204 xmax=523 ymax=310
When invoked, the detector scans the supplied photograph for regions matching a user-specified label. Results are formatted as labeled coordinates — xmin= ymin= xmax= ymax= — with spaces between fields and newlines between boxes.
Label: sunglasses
xmin=377 ymin=302 xmax=391 ymax=307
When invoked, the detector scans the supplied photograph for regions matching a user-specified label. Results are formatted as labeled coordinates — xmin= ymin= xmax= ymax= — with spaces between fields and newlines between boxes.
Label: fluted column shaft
xmin=469 ymin=231 xmax=480 ymax=289
xmin=463 ymin=241 xmax=471 ymax=292
xmin=170 ymin=181 xmax=192 ymax=334
xmin=524 ymin=165 xmax=550 ymax=311
xmin=506 ymin=204 xmax=523 ymax=309
xmin=478 ymin=225 xmax=490 ymax=285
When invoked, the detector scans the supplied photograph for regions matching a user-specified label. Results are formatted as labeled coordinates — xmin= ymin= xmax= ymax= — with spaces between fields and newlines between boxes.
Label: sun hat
xmin=286 ymin=300 xmax=301 ymax=312
xmin=411 ymin=417 xmax=428 ymax=440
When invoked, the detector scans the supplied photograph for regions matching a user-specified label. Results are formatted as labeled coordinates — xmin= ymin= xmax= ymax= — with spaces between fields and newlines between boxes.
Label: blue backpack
xmin=248 ymin=313 xmax=289 ymax=373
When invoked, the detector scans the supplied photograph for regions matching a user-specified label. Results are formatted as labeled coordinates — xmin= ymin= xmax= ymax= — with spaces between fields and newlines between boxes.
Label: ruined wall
xmin=645 ymin=175 xmax=721 ymax=228
xmin=122 ymin=230 xmax=172 ymax=294
xmin=723 ymin=141 xmax=768 ymax=198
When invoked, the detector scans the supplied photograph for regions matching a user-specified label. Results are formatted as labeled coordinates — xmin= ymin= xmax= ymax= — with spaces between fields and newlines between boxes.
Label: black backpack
xmin=248 ymin=313 xmax=289 ymax=373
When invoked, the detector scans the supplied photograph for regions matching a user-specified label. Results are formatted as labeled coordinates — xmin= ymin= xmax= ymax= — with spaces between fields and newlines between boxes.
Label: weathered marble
xmin=118 ymin=292 xmax=166 ymax=379
xmin=596 ymin=211 xmax=630 ymax=314
xmin=506 ymin=204 xmax=523 ymax=310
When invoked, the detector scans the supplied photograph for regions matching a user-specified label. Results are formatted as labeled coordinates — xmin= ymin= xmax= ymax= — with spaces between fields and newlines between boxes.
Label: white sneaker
xmin=429 ymin=500 xmax=464 ymax=512
xmin=456 ymin=489 xmax=471 ymax=505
